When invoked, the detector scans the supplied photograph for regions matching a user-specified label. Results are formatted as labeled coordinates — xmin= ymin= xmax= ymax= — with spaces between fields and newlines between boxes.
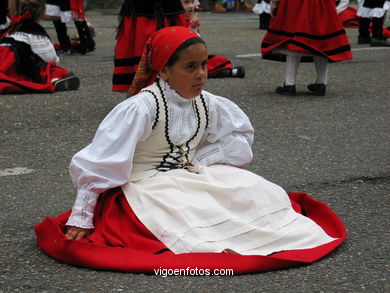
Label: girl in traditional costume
xmin=36 ymin=26 xmax=346 ymax=274
xmin=0 ymin=0 xmax=79 ymax=93
xmin=357 ymin=0 xmax=390 ymax=46
xmin=261 ymin=0 xmax=353 ymax=96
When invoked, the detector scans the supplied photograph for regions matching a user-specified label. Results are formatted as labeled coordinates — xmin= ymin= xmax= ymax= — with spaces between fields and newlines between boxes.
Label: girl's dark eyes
xmin=186 ymin=62 xmax=208 ymax=70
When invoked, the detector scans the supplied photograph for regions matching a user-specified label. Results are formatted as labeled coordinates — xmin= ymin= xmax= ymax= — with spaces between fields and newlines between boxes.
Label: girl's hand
xmin=191 ymin=13 xmax=200 ymax=28
xmin=65 ymin=226 xmax=92 ymax=240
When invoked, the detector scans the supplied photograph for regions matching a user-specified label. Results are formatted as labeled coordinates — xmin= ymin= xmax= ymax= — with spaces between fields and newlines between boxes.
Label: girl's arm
xmin=65 ymin=94 xmax=156 ymax=234
xmin=191 ymin=93 xmax=254 ymax=168
xmin=27 ymin=34 xmax=60 ymax=63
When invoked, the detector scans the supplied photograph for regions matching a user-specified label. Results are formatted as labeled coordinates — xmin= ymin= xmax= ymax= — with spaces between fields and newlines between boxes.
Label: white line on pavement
xmin=0 ymin=167 xmax=34 ymax=177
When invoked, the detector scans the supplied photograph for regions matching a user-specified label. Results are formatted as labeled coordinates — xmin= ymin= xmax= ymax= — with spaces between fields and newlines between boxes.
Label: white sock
xmin=313 ymin=56 xmax=328 ymax=85
xmin=284 ymin=55 xmax=301 ymax=86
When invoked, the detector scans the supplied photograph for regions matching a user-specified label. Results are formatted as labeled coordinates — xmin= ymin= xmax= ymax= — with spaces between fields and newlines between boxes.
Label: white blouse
xmin=8 ymin=32 xmax=60 ymax=64
xmin=66 ymin=80 xmax=255 ymax=229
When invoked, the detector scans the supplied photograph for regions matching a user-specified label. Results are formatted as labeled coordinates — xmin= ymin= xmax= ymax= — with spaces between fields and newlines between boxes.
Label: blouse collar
xmin=158 ymin=78 xmax=200 ymax=103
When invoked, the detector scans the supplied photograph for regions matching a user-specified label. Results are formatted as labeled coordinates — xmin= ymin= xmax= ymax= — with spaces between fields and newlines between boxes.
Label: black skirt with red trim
xmin=112 ymin=0 xmax=186 ymax=92
xmin=35 ymin=187 xmax=346 ymax=274
xmin=261 ymin=0 xmax=352 ymax=62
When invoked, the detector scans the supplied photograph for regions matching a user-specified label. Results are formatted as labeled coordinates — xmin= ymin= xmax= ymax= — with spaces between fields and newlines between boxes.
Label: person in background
xmin=45 ymin=0 xmax=95 ymax=54
xmin=112 ymin=0 xmax=187 ymax=92
xmin=357 ymin=0 xmax=390 ymax=46
xmin=182 ymin=0 xmax=245 ymax=78
xmin=0 ymin=0 xmax=80 ymax=93
xmin=252 ymin=0 xmax=270 ymax=29
xmin=261 ymin=0 xmax=352 ymax=96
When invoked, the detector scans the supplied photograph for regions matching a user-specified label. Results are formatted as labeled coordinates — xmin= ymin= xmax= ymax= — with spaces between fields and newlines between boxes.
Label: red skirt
xmin=207 ymin=54 xmax=234 ymax=77
xmin=112 ymin=14 xmax=187 ymax=92
xmin=35 ymin=187 xmax=346 ymax=274
xmin=339 ymin=7 xmax=360 ymax=28
xmin=0 ymin=46 xmax=69 ymax=94
xmin=261 ymin=0 xmax=352 ymax=62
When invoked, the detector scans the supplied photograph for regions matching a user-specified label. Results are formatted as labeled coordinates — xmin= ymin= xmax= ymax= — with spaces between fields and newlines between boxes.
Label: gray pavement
xmin=1 ymin=10 xmax=389 ymax=293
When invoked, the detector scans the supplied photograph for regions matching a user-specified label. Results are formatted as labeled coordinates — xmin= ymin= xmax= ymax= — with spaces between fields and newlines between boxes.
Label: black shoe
xmin=357 ymin=35 xmax=371 ymax=44
xmin=275 ymin=84 xmax=296 ymax=96
xmin=307 ymin=83 xmax=326 ymax=96
xmin=54 ymin=76 xmax=80 ymax=91
xmin=231 ymin=66 xmax=245 ymax=78
xmin=370 ymin=37 xmax=390 ymax=47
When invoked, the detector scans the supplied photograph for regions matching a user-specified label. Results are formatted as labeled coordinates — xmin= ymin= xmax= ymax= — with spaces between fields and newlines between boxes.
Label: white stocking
xmin=313 ymin=56 xmax=328 ymax=85
xmin=284 ymin=54 xmax=301 ymax=86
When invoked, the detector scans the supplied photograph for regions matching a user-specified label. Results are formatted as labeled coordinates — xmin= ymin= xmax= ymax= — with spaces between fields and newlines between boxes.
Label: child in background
xmin=112 ymin=0 xmax=187 ymax=92
xmin=357 ymin=0 xmax=390 ymax=46
xmin=252 ymin=0 xmax=271 ymax=29
xmin=0 ymin=0 xmax=79 ymax=93
xmin=45 ymin=0 xmax=95 ymax=54
xmin=182 ymin=0 xmax=245 ymax=78
xmin=36 ymin=26 xmax=345 ymax=273
xmin=261 ymin=0 xmax=352 ymax=96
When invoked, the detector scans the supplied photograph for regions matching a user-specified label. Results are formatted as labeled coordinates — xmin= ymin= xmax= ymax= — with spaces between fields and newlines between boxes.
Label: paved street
xmin=1 ymin=10 xmax=389 ymax=292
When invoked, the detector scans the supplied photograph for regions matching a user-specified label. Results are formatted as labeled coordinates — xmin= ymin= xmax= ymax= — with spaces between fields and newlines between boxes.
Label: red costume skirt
xmin=35 ymin=187 xmax=346 ymax=274
xmin=261 ymin=0 xmax=352 ymax=62
xmin=112 ymin=14 xmax=187 ymax=92
xmin=207 ymin=54 xmax=234 ymax=77
xmin=0 ymin=46 xmax=69 ymax=94
xmin=339 ymin=7 xmax=360 ymax=28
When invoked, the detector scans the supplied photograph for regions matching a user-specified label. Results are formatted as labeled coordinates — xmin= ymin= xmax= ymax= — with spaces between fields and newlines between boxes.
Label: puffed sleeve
xmin=191 ymin=92 xmax=254 ymax=167
xmin=66 ymin=93 xmax=156 ymax=229
xmin=28 ymin=34 xmax=60 ymax=63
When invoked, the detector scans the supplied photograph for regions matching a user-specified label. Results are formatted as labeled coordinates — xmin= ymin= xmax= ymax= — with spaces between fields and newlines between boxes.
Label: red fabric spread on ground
xmin=35 ymin=188 xmax=346 ymax=274
xmin=207 ymin=54 xmax=233 ymax=77
xmin=339 ymin=7 xmax=360 ymax=28
xmin=0 ymin=46 xmax=69 ymax=94
xmin=261 ymin=0 xmax=352 ymax=62
xmin=112 ymin=15 xmax=187 ymax=92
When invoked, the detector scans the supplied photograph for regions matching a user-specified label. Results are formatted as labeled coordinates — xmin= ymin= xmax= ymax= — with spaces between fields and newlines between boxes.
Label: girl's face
xmin=160 ymin=43 xmax=208 ymax=99
xmin=181 ymin=0 xmax=196 ymax=18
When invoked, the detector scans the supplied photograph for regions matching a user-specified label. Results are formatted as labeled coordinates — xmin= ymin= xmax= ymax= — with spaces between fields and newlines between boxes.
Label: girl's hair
xmin=17 ymin=0 xmax=46 ymax=22
xmin=165 ymin=37 xmax=207 ymax=68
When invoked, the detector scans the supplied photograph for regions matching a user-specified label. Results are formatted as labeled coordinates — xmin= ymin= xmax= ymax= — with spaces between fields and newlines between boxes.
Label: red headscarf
xmin=128 ymin=26 xmax=201 ymax=96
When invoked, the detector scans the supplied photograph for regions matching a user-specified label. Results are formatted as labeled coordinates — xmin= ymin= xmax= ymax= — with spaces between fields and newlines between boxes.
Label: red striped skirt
xmin=112 ymin=14 xmax=187 ymax=92
xmin=35 ymin=187 xmax=346 ymax=274
xmin=261 ymin=0 xmax=352 ymax=62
